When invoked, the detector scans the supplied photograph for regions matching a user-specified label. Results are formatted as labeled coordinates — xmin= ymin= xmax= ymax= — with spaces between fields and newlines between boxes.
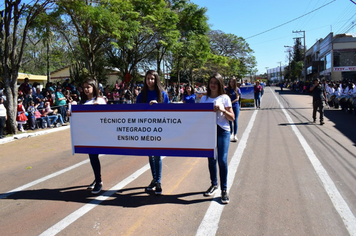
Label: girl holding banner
xmin=200 ymin=73 xmax=235 ymax=204
xmin=226 ymin=77 xmax=241 ymax=142
xmin=68 ymin=78 xmax=107 ymax=194
xmin=136 ymin=70 xmax=169 ymax=195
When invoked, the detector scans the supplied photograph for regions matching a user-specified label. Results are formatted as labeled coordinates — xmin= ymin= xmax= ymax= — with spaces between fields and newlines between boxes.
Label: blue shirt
xmin=136 ymin=90 xmax=169 ymax=104
xmin=183 ymin=94 xmax=196 ymax=103
xmin=226 ymin=88 xmax=241 ymax=108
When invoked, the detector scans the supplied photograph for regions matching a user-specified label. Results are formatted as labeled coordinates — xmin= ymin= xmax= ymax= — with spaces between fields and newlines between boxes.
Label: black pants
xmin=89 ymin=154 xmax=101 ymax=183
xmin=0 ymin=116 xmax=5 ymax=138
xmin=312 ymin=99 xmax=324 ymax=122
xmin=28 ymin=115 xmax=36 ymax=130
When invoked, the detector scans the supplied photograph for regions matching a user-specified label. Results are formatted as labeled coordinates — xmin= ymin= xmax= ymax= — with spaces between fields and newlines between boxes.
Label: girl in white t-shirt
xmin=200 ymin=73 xmax=235 ymax=204
xmin=68 ymin=78 xmax=106 ymax=194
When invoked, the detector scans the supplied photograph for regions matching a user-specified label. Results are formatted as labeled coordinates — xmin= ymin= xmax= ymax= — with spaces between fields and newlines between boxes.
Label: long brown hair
xmin=81 ymin=78 xmax=100 ymax=104
xmin=226 ymin=76 xmax=237 ymax=97
xmin=141 ymin=70 xmax=164 ymax=103
xmin=206 ymin=73 xmax=225 ymax=98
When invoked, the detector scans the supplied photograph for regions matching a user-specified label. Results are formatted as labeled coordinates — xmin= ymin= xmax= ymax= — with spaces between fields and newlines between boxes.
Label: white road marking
xmin=271 ymin=88 xmax=356 ymax=236
xmin=0 ymin=159 xmax=89 ymax=200
xmin=39 ymin=157 xmax=166 ymax=236
xmin=196 ymin=110 xmax=259 ymax=236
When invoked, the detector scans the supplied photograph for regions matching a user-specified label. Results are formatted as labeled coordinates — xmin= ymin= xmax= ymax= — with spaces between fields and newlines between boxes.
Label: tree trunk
xmin=3 ymin=73 xmax=18 ymax=134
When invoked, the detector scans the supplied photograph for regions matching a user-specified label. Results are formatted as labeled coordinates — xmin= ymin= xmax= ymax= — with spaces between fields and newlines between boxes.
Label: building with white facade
xmin=306 ymin=33 xmax=356 ymax=81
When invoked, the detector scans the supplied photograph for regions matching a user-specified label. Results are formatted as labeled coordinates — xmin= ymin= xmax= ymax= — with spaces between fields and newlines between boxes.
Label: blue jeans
xmin=229 ymin=105 xmax=240 ymax=135
xmin=42 ymin=114 xmax=65 ymax=127
xmin=149 ymin=156 xmax=162 ymax=183
xmin=89 ymin=154 xmax=101 ymax=183
xmin=58 ymin=105 xmax=67 ymax=122
xmin=254 ymin=92 xmax=261 ymax=107
xmin=208 ymin=126 xmax=230 ymax=191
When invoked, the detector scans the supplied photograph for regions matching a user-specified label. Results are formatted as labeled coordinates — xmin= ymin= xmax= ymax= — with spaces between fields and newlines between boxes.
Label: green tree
xmin=287 ymin=38 xmax=304 ymax=81
xmin=56 ymin=0 xmax=132 ymax=83
xmin=106 ymin=0 xmax=179 ymax=85
xmin=169 ymin=0 xmax=210 ymax=86
xmin=0 ymin=0 xmax=55 ymax=135
xmin=208 ymin=30 xmax=256 ymax=79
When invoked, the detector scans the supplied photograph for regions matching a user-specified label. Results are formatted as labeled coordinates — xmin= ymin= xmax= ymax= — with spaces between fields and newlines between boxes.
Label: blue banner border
xmin=74 ymin=146 xmax=214 ymax=158
xmin=71 ymin=103 xmax=214 ymax=112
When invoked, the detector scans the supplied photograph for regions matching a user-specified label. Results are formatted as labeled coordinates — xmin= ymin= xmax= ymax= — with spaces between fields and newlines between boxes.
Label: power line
xmin=246 ymin=0 xmax=337 ymax=39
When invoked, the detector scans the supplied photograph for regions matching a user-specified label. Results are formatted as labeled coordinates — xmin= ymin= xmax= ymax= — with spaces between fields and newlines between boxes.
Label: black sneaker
xmin=204 ymin=185 xmax=218 ymax=196
xmin=87 ymin=180 xmax=96 ymax=190
xmin=221 ymin=190 xmax=229 ymax=204
xmin=320 ymin=121 xmax=325 ymax=125
xmin=146 ymin=179 xmax=156 ymax=191
xmin=91 ymin=182 xmax=103 ymax=194
xmin=155 ymin=183 xmax=162 ymax=195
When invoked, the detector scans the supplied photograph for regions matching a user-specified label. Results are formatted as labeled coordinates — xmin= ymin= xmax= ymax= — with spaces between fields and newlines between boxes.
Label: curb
xmin=0 ymin=126 xmax=70 ymax=145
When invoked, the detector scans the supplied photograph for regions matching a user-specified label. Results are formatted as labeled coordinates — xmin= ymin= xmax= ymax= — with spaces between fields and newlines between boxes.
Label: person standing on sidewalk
xmin=310 ymin=78 xmax=327 ymax=125
xmin=136 ymin=70 xmax=169 ymax=195
xmin=200 ymin=73 xmax=235 ymax=204
xmin=55 ymin=86 xmax=67 ymax=122
xmin=0 ymin=97 xmax=7 ymax=138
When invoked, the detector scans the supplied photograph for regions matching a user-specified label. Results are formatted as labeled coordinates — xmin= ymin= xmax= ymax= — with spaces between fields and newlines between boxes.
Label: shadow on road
xmin=1 ymin=186 xmax=214 ymax=207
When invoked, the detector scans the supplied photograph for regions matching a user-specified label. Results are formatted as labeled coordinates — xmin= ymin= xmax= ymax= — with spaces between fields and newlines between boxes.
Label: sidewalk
xmin=0 ymin=126 xmax=70 ymax=145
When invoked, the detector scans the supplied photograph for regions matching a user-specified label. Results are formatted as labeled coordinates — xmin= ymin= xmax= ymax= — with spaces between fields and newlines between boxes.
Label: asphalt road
xmin=1 ymin=87 xmax=355 ymax=236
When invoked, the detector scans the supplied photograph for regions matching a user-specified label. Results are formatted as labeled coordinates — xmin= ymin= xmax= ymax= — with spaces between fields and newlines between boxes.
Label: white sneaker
xmin=234 ymin=135 xmax=238 ymax=142
xmin=230 ymin=134 xmax=234 ymax=141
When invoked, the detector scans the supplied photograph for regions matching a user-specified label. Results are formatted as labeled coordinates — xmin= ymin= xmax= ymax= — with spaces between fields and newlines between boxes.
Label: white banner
xmin=70 ymin=103 xmax=216 ymax=157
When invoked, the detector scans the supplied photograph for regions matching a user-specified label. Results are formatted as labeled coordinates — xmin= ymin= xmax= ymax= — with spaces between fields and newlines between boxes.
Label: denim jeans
xmin=89 ymin=154 xmax=101 ymax=183
xmin=208 ymin=126 xmax=230 ymax=191
xmin=229 ymin=105 xmax=240 ymax=135
xmin=58 ymin=105 xmax=67 ymax=122
xmin=44 ymin=114 xmax=65 ymax=126
xmin=254 ymin=92 xmax=261 ymax=107
xmin=149 ymin=156 xmax=162 ymax=183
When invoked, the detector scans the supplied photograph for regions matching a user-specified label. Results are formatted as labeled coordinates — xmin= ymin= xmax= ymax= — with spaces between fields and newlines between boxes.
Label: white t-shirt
xmin=200 ymin=94 xmax=232 ymax=131
xmin=84 ymin=97 xmax=107 ymax=105
xmin=0 ymin=104 xmax=6 ymax=117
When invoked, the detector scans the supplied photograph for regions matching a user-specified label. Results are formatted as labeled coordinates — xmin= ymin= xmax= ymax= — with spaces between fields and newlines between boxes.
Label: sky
xmin=191 ymin=0 xmax=356 ymax=75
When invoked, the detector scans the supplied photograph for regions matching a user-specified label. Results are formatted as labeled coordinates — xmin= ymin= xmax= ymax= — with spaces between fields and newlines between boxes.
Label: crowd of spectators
xmin=1 ymin=76 xmax=353 ymax=137
xmin=283 ymin=79 xmax=356 ymax=115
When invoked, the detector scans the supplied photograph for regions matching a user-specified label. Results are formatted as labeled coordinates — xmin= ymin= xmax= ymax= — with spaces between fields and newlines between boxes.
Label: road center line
xmin=271 ymin=87 xmax=356 ymax=236
xmin=196 ymin=109 xmax=258 ymax=236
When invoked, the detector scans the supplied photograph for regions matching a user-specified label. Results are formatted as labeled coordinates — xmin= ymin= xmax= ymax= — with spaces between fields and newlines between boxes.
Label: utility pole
xmin=277 ymin=61 xmax=282 ymax=82
xmin=293 ymin=30 xmax=306 ymax=82
xmin=284 ymin=45 xmax=292 ymax=80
